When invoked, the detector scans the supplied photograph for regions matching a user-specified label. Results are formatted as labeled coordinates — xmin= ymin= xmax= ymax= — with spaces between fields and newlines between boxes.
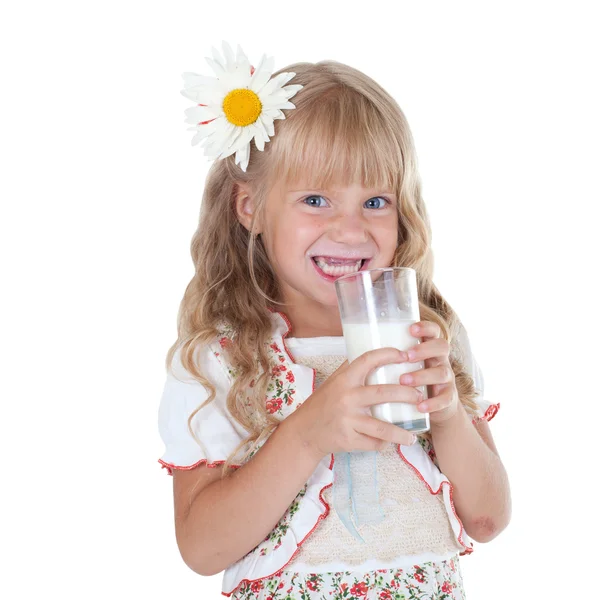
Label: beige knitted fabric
xmin=287 ymin=354 xmax=463 ymax=568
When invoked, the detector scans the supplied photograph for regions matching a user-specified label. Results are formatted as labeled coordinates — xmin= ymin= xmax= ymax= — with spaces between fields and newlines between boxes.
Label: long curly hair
xmin=166 ymin=59 xmax=483 ymax=484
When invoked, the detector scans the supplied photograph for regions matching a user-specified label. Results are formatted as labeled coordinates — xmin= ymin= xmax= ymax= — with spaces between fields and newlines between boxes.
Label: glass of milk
xmin=334 ymin=267 xmax=430 ymax=433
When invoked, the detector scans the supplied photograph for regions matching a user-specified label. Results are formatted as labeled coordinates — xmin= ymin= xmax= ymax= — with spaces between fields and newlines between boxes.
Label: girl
xmin=158 ymin=41 xmax=511 ymax=599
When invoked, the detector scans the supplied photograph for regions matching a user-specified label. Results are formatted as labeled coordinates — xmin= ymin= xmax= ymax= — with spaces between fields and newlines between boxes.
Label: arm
xmin=176 ymin=413 xmax=323 ymax=576
xmin=430 ymin=404 xmax=511 ymax=543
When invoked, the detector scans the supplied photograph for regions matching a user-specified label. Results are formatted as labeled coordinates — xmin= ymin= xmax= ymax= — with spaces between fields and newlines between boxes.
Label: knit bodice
xmin=283 ymin=347 xmax=462 ymax=571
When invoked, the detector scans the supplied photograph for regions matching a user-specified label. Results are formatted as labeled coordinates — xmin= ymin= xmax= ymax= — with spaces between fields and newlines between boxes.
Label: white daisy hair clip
xmin=181 ymin=41 xmax=303 ymax=172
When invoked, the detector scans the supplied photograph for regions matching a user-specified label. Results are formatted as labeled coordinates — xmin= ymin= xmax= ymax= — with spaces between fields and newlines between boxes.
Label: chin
xmin=307 ymin=288 xmax=340 ymax=308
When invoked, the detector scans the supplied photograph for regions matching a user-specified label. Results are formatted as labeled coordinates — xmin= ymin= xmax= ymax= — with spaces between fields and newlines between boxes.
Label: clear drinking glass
xmin=334 ymin=267 xmax=430 ymax=433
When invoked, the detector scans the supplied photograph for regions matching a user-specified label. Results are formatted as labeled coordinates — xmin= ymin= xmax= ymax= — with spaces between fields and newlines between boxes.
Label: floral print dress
xmin=230 ymin=335 xmax=467 ymax=600
xmin=232 ymin=557 xmax=465 ymax=600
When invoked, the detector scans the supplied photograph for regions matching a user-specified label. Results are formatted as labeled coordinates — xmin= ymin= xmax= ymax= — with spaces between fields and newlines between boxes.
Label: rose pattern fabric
xmin=231 ymin=556 xmax=465 ymax=599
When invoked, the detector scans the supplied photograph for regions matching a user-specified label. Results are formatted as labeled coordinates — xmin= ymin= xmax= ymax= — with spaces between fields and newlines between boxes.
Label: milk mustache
xmin=342 ymin=318 xmax=427 ymax=426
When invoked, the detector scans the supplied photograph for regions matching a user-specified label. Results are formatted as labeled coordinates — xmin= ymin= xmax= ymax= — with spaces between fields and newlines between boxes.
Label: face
xmin=237 ymin=178 xmax=399 ymax=331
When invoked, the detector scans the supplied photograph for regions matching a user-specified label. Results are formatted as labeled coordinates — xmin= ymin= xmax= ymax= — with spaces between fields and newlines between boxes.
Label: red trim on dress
xmin=158 ymin=458 xmax=241 ymax=476
xmin=221 ymin=481 xmax=334 ymax=597
xmin=471 ymin=403 xmax=500 ymax=425
xmin=394 ymin=445 xmax=473 ymax=556
xmin=270 ymin=308 xmax=296 ymax=363
xmin=481 ymin=403 xmax=500 ymax=422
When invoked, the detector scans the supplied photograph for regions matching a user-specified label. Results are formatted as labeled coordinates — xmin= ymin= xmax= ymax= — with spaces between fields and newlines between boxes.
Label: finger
xmin=334 ymin=359 xmax=350 ymax=373
xmin=399 ymin=363 xmax=454 ymax=387
xmin=350 ymin=433 xmax=393 ymax=453
xmin=353 ymin=383 xmax=423 ymax=407
xmin=406 ymin=338 xmax=449 ymax=364
xmin=415 ymin=388 xmax=454 ymax=414
xmin=348 ymin=346 xmax=408 ymax=386
xmin=409 ymin=321 xmax=442 ymax=340
xmin=354 ymin=415 xmax=416 ymax=446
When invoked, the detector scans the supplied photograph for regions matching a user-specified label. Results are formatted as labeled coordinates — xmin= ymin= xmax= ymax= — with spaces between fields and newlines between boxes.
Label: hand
xmin=399 ymin=320 xmax=460 ymax=427
xmin=289 ymin=347 xmax=420 ymax=459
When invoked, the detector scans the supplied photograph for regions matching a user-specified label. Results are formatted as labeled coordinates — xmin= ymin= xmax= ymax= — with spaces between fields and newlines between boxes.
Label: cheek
xmin=275 ymin=216 xmax=321 ymax=249
xmin=375 ymin=219 xmax=399 ymax=246
xmin=265 ymin=216 xmax=305 ymax=262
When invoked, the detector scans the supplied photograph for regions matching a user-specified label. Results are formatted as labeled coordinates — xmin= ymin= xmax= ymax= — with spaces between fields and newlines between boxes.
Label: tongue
xmin=316 ymin=256 xmax=360 ymax=266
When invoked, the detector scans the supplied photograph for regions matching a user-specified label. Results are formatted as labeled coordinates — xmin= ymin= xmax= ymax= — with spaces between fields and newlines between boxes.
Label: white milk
xmin=342 ymin=319 xmax=428 ymax=428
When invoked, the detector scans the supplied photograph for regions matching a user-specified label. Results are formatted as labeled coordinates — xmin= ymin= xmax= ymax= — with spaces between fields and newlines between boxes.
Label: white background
xmin=2 ymin=1 xmax=598 ymax=598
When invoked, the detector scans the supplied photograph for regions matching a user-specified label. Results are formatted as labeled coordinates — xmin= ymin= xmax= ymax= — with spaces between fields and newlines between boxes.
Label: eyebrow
xmin=287 ymin=188 xmax=396 ymax=195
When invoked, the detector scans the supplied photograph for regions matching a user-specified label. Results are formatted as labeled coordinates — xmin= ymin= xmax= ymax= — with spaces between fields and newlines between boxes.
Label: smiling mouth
xmin=311 ymin=257 xmax=371 ymax=280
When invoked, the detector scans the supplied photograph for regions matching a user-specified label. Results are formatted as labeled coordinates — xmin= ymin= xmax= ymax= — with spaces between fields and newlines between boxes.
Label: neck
xmin=275 ymin=303 xmax=343 ymax=338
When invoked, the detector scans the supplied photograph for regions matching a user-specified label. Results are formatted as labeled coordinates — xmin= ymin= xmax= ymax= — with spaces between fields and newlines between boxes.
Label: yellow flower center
xmin=222 ymin=88 xmax=262 ymax=127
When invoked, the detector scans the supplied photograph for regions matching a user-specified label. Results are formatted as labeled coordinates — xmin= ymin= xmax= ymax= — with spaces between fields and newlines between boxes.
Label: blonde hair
xmin=166 ymin=59 xmax=482 ymax=485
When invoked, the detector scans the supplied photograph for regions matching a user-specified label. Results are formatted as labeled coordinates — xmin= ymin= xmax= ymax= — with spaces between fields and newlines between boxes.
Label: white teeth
xmin=314 ymin=257 xmax=363 ymax=276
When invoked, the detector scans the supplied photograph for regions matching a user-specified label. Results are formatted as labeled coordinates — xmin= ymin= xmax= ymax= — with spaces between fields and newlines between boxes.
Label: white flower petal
xmin=226 ymin=126 xmax=256 ymax=158
xmin=263 ymin=108 xmax=285 ymax=121
xmin=237 ymin=143 xmax=250 ymax=172
xmin=235 ymin=44 xmax=252 ymax=72
xmin=220 ymin=40 xmax=236 ymax=69
xmin=202 ymin=121 xmax=243 ymax=159
xmin=282 ymin=84 xmax=303 ymax=99
xmin=190 ymin=120 xmax=221 ymax=145
xmin=206 ymin=123 xmax=245 ymax=157
xmin=218 ymin=122 xmax=241 ymax=152
xmin=253 ymin=118 xmax=270 ymax=151
xmin=253 ymin=136 xmax=265 ymax=153
xmin=210 ymin=45 xmax=224 ymax=70
xmin=276 ymin=72 xmax=297 ymax=87
xmin=181 ymin=84 xmax=217 ymax=103
xmin=184 ymin=105 xmax=219 ymax=124
xmin=217 ymin=140 xmax=243 ymax=160
xmin=259 ymin=114 xmax=275 ymax=137
xmin=202 ymin=137 xmax=226 ymax=159
xmin=209 ymin=85 xmax=229 ymax=106
xmin=205 ymin=56 xmax=226 ymax=78
xmin=249 ymin=53 xmax=275 ymax=93
xmin=279 ymin=101 xmax=296 ymax=110
xmin=268 ymin=88 xmax=291 ymax=99
xmin=229 ymin=125 xmax=247 ymax=148
xmin=202 ymin=131 xmax=230 ymax=157
xmin=259 ymin=72 xmax=297 ymax=98
xmin=180 ymin=89 xmax=199 ymax=103
xmin=210 ymin=41 xmax=237 ymax=73
xmin=226 ymin=69 xmax=253 ymax=91
xmin=220 ymin=125 xmax=257 ymax=159
xmin=261 ymin=93 xmax=291 ymax=109
xmin=206 ymin=100 xmax=225 ymax=116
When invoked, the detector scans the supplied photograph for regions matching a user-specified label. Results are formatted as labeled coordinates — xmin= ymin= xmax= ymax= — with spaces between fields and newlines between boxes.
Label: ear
xmin=234 ymin=183 xmax=262 ymax=234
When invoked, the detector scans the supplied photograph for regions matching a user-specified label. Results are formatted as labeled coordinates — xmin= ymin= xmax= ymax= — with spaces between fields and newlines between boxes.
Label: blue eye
xmin=365 ymin=197 xmax=388 ymax=209
xmin=303 ymin=195 xmax=390 ymax=209
xmin=303 ymin=195 xmax=327 ymax=208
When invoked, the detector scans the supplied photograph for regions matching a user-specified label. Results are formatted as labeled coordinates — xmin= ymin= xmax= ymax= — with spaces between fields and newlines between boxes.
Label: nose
xmin=329 ymin=210 xmax=370 ymax=244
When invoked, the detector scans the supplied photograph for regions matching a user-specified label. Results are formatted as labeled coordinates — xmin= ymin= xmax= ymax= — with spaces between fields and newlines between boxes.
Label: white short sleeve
xmin=455 ymin=322 xmax=500 ymax=422
xmin=157 ymin=342 xmax=251 ymax=475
